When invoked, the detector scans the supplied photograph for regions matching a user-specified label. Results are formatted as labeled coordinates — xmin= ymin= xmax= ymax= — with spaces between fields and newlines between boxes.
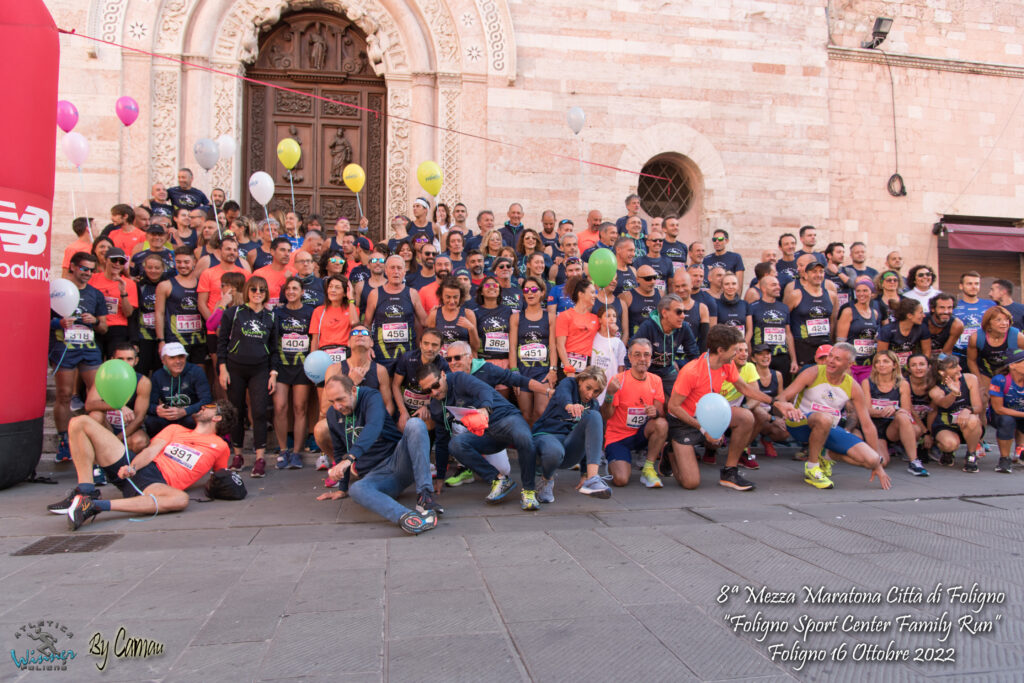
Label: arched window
xmin=637 ymin=154 xmax=700 ymax=219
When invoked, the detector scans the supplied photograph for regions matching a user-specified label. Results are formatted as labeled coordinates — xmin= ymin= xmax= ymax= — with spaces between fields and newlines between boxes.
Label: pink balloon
xmin=61 ymin=132 xmax=89 ymax=167
xmin=56 ymin=100 xmax=78 ymax=133
xmin=115 ymin=96 xmax=139 ymax=127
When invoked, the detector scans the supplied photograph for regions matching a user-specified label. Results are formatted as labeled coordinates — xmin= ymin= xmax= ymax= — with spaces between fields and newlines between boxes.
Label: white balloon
xmin=193 ymin=138 xmax=220 ymax=171
xmin=61 ymin=132 xmax=89 ymax=167
xmin=248 ymin=171 xmax=275 ymax=206
xmin=50 ymin=279 xmax=80 ymax=318
xmin=216 ymin=134 xmax=236 ymax=160
xmin=566 ymin=106 xmax=586 ymax=135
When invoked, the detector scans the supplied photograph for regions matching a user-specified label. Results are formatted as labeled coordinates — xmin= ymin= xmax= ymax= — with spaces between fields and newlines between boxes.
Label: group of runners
xmin=48 ymin=176 xmax=1024 ymax=535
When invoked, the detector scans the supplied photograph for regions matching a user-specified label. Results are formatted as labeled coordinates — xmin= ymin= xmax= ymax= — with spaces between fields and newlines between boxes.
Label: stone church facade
xmin=46 ymin=0 xmax=1024 ymax=285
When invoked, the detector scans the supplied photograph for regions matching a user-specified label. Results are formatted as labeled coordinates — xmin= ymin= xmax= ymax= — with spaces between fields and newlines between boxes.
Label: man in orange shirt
xmin=576 ymin=209 xmax=603 ymax=254
xmin=61 ymin=217 xmax=95 ymax=278
xmin=253 ymin=236 xmax=295 ymax=307
xmin=52 ymin=401 xmax=238 ymax=530
xmin=666 ymin=325 xmax=801 ymax=492
xmin=197 ymin=234 xmax=250 ymax=319
xmin=88 ymin=247 xmax=138 ymax=357
xmin=110 ymin=205 xmax=150 ymax=256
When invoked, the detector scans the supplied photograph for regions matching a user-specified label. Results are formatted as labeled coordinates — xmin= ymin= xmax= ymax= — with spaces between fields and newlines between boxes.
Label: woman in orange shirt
xmin=555 ymin=276 xmax=600 ymax=379
xmin=310 ymin=275 xmax=359 ymax=366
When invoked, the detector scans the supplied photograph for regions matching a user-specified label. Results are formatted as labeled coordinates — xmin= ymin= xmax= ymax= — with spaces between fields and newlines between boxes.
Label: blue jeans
xmin=348 ymin=418 xmax=432 ymax=523
xmin=450 ymin=413 xmax=538 ymax=489
xmin=534 ymin=410 xmax=604 ymax=479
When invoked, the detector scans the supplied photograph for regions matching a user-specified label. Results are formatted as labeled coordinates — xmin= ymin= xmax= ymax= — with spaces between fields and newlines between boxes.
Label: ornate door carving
xmin=244 ymin=10 xmax=386 ymax=240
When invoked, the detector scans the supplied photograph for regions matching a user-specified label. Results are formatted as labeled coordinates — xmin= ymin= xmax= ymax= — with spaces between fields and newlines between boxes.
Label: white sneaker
xmin=315 ymin=455 xmax=330 ymax=471
xmin=579 ymin=475 xmax=612 ymax=499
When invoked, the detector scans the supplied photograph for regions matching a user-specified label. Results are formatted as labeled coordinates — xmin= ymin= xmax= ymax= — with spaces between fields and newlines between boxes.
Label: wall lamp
xmin=861 ymin=17 xmax=893 ymax=49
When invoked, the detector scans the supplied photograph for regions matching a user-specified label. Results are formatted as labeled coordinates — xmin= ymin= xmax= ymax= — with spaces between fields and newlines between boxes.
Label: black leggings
xmin=136 ymin=339 xmax=161 ymax=377
xmin=226 ymin=359 xmax=270 ymax=450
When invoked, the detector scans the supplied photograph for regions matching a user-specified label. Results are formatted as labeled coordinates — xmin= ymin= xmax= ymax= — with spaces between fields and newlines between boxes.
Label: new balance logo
xmin=0 ymin=200 xmax=49 ymax=255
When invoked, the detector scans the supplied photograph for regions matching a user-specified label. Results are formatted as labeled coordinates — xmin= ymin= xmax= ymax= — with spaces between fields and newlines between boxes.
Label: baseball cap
xmin=805 ymin=260 xmax=825 ymax=270
xmin=815 ymin=344 xmax=833 ymax=359
xmin=161 ymin=342 xmax=188 ymax=358
xmin=752 ymin=343 xmax=772 ymax=354
xmin=1008 ymin=350 xmax=1024 ymax=365
xmin=146 ymin=224 xmax=166 ymax=234
xmin=107 ymin=247 xmax=128 ymax=262
xmin=355 ymin=236 xmax=371 ymax=251
xmin=454 ymin=268 xmax=470 ymax=278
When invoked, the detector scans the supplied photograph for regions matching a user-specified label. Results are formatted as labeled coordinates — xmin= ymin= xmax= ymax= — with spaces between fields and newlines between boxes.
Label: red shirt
xmin=89 ymin=272 xmax=139 ymax=327
xmin=152 ymin=425 xmax=230 ymax=490
xmin=671 ymin=353 xmax=740 ymax=416
xmin=252 ymin=264 xmax=295 ymax=307
xmin=605 ymin=370 xmax=665 ymax=445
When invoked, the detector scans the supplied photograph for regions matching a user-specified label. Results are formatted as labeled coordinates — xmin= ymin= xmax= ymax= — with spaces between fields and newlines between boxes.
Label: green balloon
xmin=588 ymin=247 xmax=616 ymax=288
xmin=95 ymin=359 xmax=137 ymax=410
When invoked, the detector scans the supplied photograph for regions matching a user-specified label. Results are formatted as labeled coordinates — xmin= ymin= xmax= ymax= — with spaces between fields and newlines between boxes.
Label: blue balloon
xmin=695 ymin=393 xmax=732 ymax=439
xmin=303 ymin=350 xmax=332 ymax=383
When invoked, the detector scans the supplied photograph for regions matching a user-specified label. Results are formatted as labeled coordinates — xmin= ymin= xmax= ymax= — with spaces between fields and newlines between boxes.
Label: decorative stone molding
xmin=418 ymin=0 xmax=460 ymax=67
xmin=386 ymin=84 xmax=413 ymax=219
xmin=154 ymin=0 xmax=194 ymax=53
xmin=96 ymin=0 xmax=129 ymax=44
xmin=437 ymin=74 xmax=462 ymax=208
xmin=211 ymin=63 xmax=241 ymax=194
xmin=149 ymin=69 xmax=181 ymax=185
xmin=828 ymin=46 xmax=1024 ymax=79
xmin=473 ymin=0 xmax=516 ymax=83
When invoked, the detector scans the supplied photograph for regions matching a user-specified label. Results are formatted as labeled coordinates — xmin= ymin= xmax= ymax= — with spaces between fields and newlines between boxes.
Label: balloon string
xmin=69 ymin=176 xmax=78 ymax=222
xmin=288 ymin=171 xmax=296 ymax=214
xmin=77 ymin=166 xmax=93 ymax=241
xmin=120 ymin=407 xmax=158 ymax=522
xmin=55 ymin=27 xmax=671 ymax=183
xmin=51 ymin=347 xmax=68 ymax=376
xmin=210 ymin=169 xmax=222 ymax=240
xmin=356 ymin=192 xmax=363 ymax=221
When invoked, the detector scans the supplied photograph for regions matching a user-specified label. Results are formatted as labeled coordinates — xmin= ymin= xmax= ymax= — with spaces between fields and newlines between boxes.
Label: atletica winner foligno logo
xmin=10 ymin=620 xmax=76 ymax=672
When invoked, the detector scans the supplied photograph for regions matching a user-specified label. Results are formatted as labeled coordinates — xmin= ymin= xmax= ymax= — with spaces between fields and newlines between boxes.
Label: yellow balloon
xmin=416 ymin=160 xmax=443 ymax=197
xmin=343 ymin=163 xmax=366 ymax=193
xmin=276 ymin=138 xmax=301 ymax=170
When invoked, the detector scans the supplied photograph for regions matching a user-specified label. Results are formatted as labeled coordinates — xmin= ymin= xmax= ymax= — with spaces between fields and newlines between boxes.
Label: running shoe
xmin=819 ymin=455 xmax=833 ymax=478
xmin=54 ymin=433 xmax=71 ymax=463
xmin=229 ymin=453 xmax=244 ymax=471
xmin=520 ymin=489 xmax=540 ymax=511
xmin=1013 ymin=445 xmax=1024 ymax=463
xmin=251 ymin=458 xmax=266 ymax=478
xmin=995 ymin=457 xmax=1013 ymax=474
xmin=70 ymin=396 xmax=85 ymax=412
xmin=640 ymin=462 xmax=663 ymax=488
xmin=917 ymin=445 xmax=933 ymax=464
xmin=803 ymin=463 xmax=835 ymax=489
xmin=324 ymin=477 xmax=339 ymax=489
xmin=306 ymin=434 xmax=321 ymax=453
xmin=907 ymin=459 xmax=929 ymax=476
xmin=445 ymin=468 xmax=474 ymax=487
xmin=974 ymin=443 xmax=986 ymax=459
xmin=275 ymin=451 xmax=291 ymax=470
xmin=762 ymin=437 xmax=778 ymax=458
xmin=657 ymin=455 xmax=673 ymax=477
xmin=288 ymin=451 xmax=304 ymax=469
xmin=92 ymin=467 xmax=107 ymax=486
xmin=962 ymin=453 xmax=979 ymax=474
xmin=940 ymin=452 xmax=955 ymax=467
xmin=48 ymin=487 xmax=99 ymax=515
xmin=578 ymin=475 xmax=612 ymax=499
xmin=536 ymin=477 xmax=555 ymax=504
xmin=315 ymin=454 xmax=330 ymax=471
xmin=416 ymin=491 xmax=445 ymax=515
xmin=399 ymin=509 xmax=437 ymax=534
xmin=67 ymin=494 xmax=100 ymax=531
xmin=701 ymin=450 xmax=717 ymax=466
xmin=792 ymin=447 xmax=808 ymax=462
xmin=719 ymin=466 xmax=755 ymax=491
xmin=485 ymin=476 xmax=516 ymax=504
xmin=738 ymin=451 xmax=759 ymax=470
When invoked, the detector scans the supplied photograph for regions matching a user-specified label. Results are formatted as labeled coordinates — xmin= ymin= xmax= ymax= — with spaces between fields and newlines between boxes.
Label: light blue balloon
xmin=303 ymin=350 xmax=332 ymax=383
xmin=695 ymin=393 xmax=732 ymax=439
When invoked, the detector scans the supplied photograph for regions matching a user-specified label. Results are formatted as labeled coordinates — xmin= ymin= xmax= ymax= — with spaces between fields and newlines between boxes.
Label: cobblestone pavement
xmin=1 ymin=448 xmax=1022 ymax=681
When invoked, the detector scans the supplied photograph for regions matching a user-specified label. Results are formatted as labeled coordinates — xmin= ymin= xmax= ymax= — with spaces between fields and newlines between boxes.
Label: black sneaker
xmin=962 ymin=454 xmax=979 ymax=473
xmin=917 ymin=445 xmax=933 ymax=465
xmin=995 ymin=457 xmax=1013 ymax=474
xmin=719 ymin=466 xmax=755 ymax=491
xmin=940 ymin=452 xmax=955 ymax=467
xmin=67 ymin=494 xmax=100 ymax=531
xmin=48 ymin=487 xmax=100 ymax=515
xmin=416 ymin=491 xmax=445 ymax=515
xmin=657 ymin=455 xmax=673 ymax=477
xmin=399 ymin=509 xmax=437 ymax=534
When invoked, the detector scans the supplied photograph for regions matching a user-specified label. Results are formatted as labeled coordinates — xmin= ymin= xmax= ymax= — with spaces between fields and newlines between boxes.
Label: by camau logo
xmin=10 ymin=620 xmax=76 ymax=672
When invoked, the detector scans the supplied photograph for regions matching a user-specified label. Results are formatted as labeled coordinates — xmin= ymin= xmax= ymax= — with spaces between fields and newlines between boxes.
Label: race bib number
xmin=837 ymin=292 xmax=850 ymax=308
xmin=106 ymin=410 xmax=123 ymax=428
xmin=764 ymin=327 xmax=786 ymax=345
xmin=958 ymin=330 xmax=976 ymax=346
xmin=567 ymin=353 xmax=588 ymax=372
xmin=282 ymin=333 xmax=310 ymax=353
xmin=403 ymin=388 xmax=431 ymax=409
xmin=518 ymin=343 xmax=546 ymax=362
xmin=65 ymin=325 xmax=94 ymax=345
xmin=325 ymin=347 xmax=347 ymax=365
xmin=913 ymin=403 xmax=931 ymax=414
xmin=104 ymin=296 xmax=119 ymax=316
xmin=896 ymin=351 xmax=911 ymax=367
xmin=141 ymin=312 xmax=156 ymax=329
xmin=655 ymin=279 xmax=666 ymax=292
xmin=809 ymin=401 xmax=842 ymax=427
xmin=484 ymin=331 xmax=509 ymax=353
xmin=806 ymin=318 xmax=830 ymax=336
xmin=175 ymin=314 xmax=202 ymax=332
xmin=871 ymin=399 xmax=898 ymax=410
xmin=625 ymin=407 xmax=648 ymax=428
xmin=163 ymin=443 xmax=202 ymax=470
xmin=382 ymin=322 xmax=409 ymax=343
xmin=671 ymin=261 xmax=685 ymax=274
xmin=854 ymin=338 xmax=877 ymax=356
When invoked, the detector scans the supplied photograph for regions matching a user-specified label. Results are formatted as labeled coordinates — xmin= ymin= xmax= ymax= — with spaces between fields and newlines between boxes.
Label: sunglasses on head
xmin=523 ymin=286 xmax=541 ymax=294
xmin=638 ymin=275 xmax=658 ymax=281
xmin=445 ymin=354 xmax=464 ymax=362
xmin=351 ymin=329 xmax=370 ymax=337
xmin=566 ymin=257 xmax=582 ymax=265
xmin=202 ymin=403 xmax=221 ymax=415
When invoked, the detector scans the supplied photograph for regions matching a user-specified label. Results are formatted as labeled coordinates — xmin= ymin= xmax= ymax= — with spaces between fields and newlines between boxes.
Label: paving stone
xmin=288 ymin=568 xmax=384 ymax=613
xmin=482 ymin=564 xmax=625 ymax=623
xmin=594 ymin=508 xmax=709 ymax=527
xmin=387 ymin=534 xmax=468 ymax=561
xmin=486 ymin=512 xmax=602 ymax=532
xmin=388 ymin=588 xmax=502 ymax=639
xmin=388 ymin=632 xmax=524 ymax=682
xmin=260 ymin=610 xmax=382 ymax=677
xmin=165 ymin=641 xmax=269 ymax=682
xmin=466 ymin=531 xmax=574 ymax=567
xmin=387 ymin=557 xmax=484 ymax=593
xmin=193 ymin=613 xmax=281 ymax=645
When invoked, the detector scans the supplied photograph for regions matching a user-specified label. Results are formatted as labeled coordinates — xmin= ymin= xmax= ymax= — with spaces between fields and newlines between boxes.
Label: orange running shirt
xmin=62 ymin=237 xmax=94 ymax=270
xmin=252 ymin=265 xmax=295 ymax=307
xmin=671 ymin=353 xmax=740 ymax=416
xmin=152 ymin=424 xmax=230 ymax=490
xmin=604 ymin=370 xmax=665 ymax=446
xmin=198 ymin=262 xmax=249 ymax=297
xmin=110 ymin=227 xmax=148 ymax=256
xmin=555 ymin=308 xmax=600 ymax=356
xmin=311 ymin=304 xmax=356 ymax=347
xmin=88 ymin=272 xmax=139 ymax=327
